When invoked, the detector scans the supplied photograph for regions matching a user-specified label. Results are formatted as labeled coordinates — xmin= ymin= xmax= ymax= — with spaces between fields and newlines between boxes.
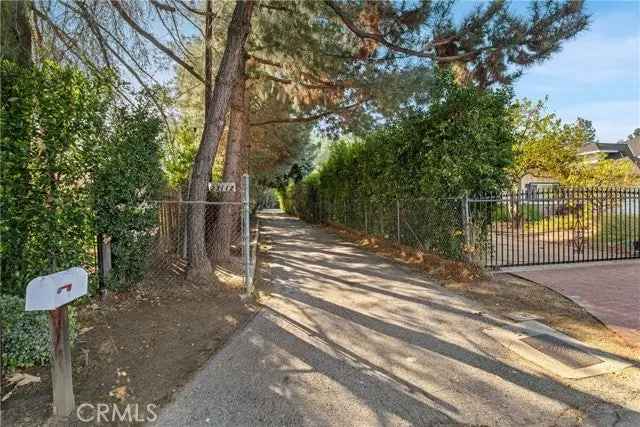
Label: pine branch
xmin=250 ymin=100 xmax=365 ymax=126
xmin=71 ymin=1 xmax=173 ymax=138
xmin=31 ymin=5 xmax=135 ymax=106
xmin=150 ymin=0 xmax=176 ymax=13
xmin=175 ymin=0 xmax=213 ymax=16
xmin=324 ymin=0 xmax=479 ymax=63
xmin=61 ymin=0 xmax=159 ymax=84
xmin=173 ymin=1 xmax=205 ymax=37
xmin=152 ymin=1 xmax=195 ymax=62
xmin=250 ymin=71 xmax=353 ymax=90
xmin=248 ymin=54 xmax=283 ymax=68
xmin=109 ymin=0 xmax=204 ymax=83
xmin=258 ymin=3 xmax=295 ymax=13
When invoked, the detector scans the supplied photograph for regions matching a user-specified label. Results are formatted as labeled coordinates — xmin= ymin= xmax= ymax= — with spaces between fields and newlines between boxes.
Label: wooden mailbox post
xmin=25 ymin=267 xmax=88 ymax=418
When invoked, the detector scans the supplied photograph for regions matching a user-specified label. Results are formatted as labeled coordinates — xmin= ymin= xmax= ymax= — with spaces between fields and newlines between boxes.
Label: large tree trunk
xmin=216 ymin=57 xmax=247 ymax=259
xmin=1 ymin=0 xmax=32 ymax=66
xmin=186 ymin=0 xmax=253 ymax=280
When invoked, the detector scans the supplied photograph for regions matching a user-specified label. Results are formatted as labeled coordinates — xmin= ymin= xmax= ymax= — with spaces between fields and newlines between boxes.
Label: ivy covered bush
xmin=0 ymin=294 xmax=77 ymax=371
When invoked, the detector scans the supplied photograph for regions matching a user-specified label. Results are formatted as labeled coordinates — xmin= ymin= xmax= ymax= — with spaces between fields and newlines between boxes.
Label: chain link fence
xmin=314 ymin=195 xmax=466 ymax=261
xmin=98 ymin=175 xmax=256 ymax=294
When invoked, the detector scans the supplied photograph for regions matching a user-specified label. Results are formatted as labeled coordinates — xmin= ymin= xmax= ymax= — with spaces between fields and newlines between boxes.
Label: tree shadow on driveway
xmin=259 ymin=212 xmax=640 ymax=425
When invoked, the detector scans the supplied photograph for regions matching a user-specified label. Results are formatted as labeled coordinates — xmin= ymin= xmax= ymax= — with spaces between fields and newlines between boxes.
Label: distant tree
xmin=509 ymin=99 xmax=582 ymax=184
xmin=567 ymin=158 xmax=640 ymax=187
xmin=511 ymin=100 xmax=640 ymax=188
xmin=576 ymin=117 xmax=596 ymax=144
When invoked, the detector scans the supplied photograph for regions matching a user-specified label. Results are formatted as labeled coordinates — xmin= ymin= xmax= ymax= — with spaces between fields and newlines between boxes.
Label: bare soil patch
xmin=325 ymin=223 xmax=639 ymax=363
xmin=328 ymin=223 xmax=482 ymax=282
xmin=1 ymin=275 xmax=257 ymax=426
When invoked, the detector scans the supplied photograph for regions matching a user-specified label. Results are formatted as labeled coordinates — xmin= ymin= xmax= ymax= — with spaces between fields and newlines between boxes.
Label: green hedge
xmin=1 ymin=60 xmax=112 ymax=296
xmin=285 ymin=73 xmax=514 ymax=212
xmin=93 ymin=105 xmax=164 ymax=289
xmin=1 ymin=60 xmax=164 ymax=296
xmin=0 ymin=294 xmax=77 ymax=371
xmin=281 ymin=73 xmax=515 ymax=259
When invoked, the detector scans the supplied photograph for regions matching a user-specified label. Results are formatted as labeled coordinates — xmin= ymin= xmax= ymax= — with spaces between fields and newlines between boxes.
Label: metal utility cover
xmin=483 ymin=320 xmax=633 ymax=379
xmin=520 ymin=334 xmax=603 ymax=369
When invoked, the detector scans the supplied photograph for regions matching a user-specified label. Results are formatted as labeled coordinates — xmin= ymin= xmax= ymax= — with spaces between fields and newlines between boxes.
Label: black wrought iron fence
xmin=467 ymin=187 xmax=640 ymax=267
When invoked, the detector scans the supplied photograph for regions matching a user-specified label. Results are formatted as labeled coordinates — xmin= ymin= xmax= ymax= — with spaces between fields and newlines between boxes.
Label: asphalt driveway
xmin=156 ymin=212 xmax=639 ymax=426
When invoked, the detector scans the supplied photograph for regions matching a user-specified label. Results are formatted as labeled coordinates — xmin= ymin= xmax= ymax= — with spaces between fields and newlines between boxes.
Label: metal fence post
xmin=242 ymin=174 xmax=252 ymax=293
xmin=97 ymin=233 xmax=111 ymax=300
xmin=463 ymin=192 xmax=472 ymax=260
xmin=364 ymin=202 xmax=368 ymax=235
xmin=343 ymin=198 xmax=347 ymax=225
xmin=396 ymin=198 xmax=401 ymax=242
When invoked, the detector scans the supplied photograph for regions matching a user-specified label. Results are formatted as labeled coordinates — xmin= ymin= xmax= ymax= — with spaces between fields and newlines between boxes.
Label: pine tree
xmin=324 ymin=0 xmax=590 ymax=87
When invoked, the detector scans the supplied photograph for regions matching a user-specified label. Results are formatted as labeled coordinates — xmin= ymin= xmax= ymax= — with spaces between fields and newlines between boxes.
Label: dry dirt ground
xmin=1 ymin=274 xmax=257 ymax=426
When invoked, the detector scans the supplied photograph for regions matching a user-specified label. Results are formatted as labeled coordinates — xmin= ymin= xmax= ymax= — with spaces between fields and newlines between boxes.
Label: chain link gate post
xmin=462 ymin=191 xmax=474 ymax=262
xmin=463 ymin=192 xmax=472 ymax=262
xmin=242 ymin=174 xmax=252 ymax=294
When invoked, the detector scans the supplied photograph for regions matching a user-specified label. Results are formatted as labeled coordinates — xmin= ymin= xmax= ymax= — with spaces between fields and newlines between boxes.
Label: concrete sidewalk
xmin=156 ymin=212 xmax=639 ymax=426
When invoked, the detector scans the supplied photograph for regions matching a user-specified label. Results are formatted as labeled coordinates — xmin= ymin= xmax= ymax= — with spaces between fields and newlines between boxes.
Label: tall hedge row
xmin=0 ymin=60 xmax=164 ymax=297
xmin=281 ymin=74 xmax=515 ymax=258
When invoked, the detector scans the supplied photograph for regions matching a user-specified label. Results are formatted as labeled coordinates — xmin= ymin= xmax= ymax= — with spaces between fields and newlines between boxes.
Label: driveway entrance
xmin=514 ymin=262 xmax=640 ymax=347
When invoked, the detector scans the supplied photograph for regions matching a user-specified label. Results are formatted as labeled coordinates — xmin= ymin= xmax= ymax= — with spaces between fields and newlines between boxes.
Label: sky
xmin=511 ymin=0 xmax=639 ymax=143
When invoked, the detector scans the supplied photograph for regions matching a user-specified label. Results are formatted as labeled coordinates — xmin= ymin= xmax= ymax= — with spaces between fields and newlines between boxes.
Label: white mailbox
xmin=25 ymin=267 xmax=88 ymax=311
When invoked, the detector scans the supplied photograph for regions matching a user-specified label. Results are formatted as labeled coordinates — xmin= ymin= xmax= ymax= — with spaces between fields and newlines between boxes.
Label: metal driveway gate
xmin=466 ymin=187 xmax=640 ymax=268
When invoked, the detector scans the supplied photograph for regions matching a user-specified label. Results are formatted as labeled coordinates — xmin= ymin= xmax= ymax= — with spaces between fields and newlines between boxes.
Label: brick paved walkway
xmin=516 ymin=262 xmax=640 ymax=347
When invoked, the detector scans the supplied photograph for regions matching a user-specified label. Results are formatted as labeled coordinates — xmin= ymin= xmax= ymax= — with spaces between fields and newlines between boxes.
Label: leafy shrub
xmin=285 ymin=73 xmax=513 ymax=210
xmin=1 ymin=60 xmax=164 ymax=295
xmin=522 ymin=204 xmax=543 ymax=221
xmin=492 ymin=204 xmax=542 ymax=222
xmin=282 ymin=72 xmax=515 ymax=259
xmin=279 ymin=172 xmax=322 ymax=222
xmin=93 ymin=104 xmax=164 ymax=289
xmin=0 ymin=60 xmax=112 ymax=296
xmin=0 ymin=294 xmax=77 ymax=371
